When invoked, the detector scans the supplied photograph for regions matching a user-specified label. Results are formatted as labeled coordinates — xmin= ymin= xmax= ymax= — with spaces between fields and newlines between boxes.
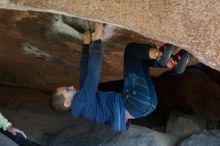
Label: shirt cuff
xmin=2 ymin=122 xmax=12 ymax=131
xmin=0 ymin=113 xmax=12 ymax=131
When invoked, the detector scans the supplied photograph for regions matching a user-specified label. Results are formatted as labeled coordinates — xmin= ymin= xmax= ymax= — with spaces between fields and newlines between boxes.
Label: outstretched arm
xmin=80 ymin=32 xmax=92 ymax=88
xmin=78 ymin=23 xmax=104 ymax=100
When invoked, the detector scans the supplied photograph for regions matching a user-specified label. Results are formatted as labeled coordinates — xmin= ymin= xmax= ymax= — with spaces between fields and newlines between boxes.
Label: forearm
xmin=88 ymin=40 xmax=102 ymax=72
xmin=80 ymin=44 xmax=90 ymax=88
xmin=79 ymin=40 xmax=102 ymax=99
xmin=0 ymin=113 xmax=12 ymax=131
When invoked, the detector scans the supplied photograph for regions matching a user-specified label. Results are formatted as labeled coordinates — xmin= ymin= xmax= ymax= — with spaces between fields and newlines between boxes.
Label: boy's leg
xmin=123 ymin=43 xmax=158 ymax=118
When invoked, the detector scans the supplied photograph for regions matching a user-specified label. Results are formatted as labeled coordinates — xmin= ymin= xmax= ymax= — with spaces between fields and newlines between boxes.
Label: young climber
xmin=0 ymin=112 xmax=42 ymax=146
xmin=51 ymin=23 xmax=190 ymax=131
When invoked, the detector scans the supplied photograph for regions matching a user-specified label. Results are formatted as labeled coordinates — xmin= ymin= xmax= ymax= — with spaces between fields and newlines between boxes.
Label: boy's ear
xmin=64 ymin=100 xmax=71 ymax=108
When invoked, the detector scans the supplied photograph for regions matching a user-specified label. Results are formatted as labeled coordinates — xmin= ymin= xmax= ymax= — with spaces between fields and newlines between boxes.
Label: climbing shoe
xmin=171 ymin=50 xmax=190 ymax=74
xmin=157 ymin=44 xmax=177 ymax=66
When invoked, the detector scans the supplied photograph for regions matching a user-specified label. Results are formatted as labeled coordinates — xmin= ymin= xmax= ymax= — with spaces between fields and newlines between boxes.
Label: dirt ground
xmin=0 ymin=85 xmax=82 ymax=145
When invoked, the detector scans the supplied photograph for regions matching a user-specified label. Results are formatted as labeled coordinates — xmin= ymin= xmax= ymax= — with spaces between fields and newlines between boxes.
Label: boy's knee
xmin=141 ymin=95 xmax=158 ymax=117
xmin=152 ymin=99 xmax=158 ymax=111
xmin=149 ymin=97 xmax=158 ymax=114
xmin=125 ymin=42 xmax=137 ymax=56
xmin=125 ymin=42 xmax=137 ymax=50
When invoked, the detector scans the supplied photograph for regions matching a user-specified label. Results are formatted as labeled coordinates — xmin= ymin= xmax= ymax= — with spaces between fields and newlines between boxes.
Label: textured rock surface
xmin=0 ymin=9 xmax=162 ymax=91
xmin=0 ymin=4 xmax=219 ymax=145
xmin=0 ymin=0 xmax=219 ymax=71
xmin=179 ymin=130 xmax=220 ymax=146
xmin=166 ymin=112 xmax=206 ymax=139
xmin=49 ymin=123 xmax=178 ymax=146
xmin=157 ymin=64 xmax=220 ymax=124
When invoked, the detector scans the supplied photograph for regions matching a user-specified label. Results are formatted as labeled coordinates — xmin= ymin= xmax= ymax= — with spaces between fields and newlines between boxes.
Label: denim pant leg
xmin=123 ymin=43 xmax=158 ymax=118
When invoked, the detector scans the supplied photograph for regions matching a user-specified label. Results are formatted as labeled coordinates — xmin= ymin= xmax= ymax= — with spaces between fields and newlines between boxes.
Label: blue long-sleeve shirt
xmin=72 ymin=41 xmax=129 ymax=131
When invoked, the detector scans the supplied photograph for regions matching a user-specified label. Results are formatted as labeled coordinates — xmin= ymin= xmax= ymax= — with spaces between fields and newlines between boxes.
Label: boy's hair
xmin=50 ymin=93 xmax=70 ymax=112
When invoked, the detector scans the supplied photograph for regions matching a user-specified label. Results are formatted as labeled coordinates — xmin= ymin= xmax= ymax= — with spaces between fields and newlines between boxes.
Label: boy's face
xmin=56 ymin=86 xmax=76 ymax=107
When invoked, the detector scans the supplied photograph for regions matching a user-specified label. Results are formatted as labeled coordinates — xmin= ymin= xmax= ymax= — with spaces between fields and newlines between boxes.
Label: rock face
xmin=179 ymin=130 xmax=220 ymax=146
xmin=0 ymin=1 xmax=219 ymax=90
xmin=49 ymin=123 xmax=178 ymax=146
xmin=166 ymin=112 xmax=207 ymax=139
xmin=0 ymin=9 xmax=159 ymax=91
xmin=0 ymin=3 xmax=219 ymax=145
xmin=0 ymin=0 xmax=219 ymax=71
xmin=157 ymin=64 xmax=220 ymax=125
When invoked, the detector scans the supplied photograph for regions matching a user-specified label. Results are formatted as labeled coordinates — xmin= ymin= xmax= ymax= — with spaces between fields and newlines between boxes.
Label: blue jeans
xmin=123 ymin=43 xmax=158 ymax=118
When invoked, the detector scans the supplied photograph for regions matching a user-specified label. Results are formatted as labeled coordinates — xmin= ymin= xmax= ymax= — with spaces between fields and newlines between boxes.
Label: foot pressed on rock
xmin=171 ymin=50 xmax=190 ymax=74
xmin=83 ymin=31 xmax=92 ymax=45
xmin=94 ymin=23 xmax=104 ymax=40
xmin=157 ymin=44 xmax=177 ymax=66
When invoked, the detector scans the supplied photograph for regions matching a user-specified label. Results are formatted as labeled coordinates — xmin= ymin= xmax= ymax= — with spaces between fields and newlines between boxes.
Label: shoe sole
xmin=173 ymin=52 xmax=190 ymax=74
xmin=158 ymin=44 xmax=177 ymax=66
